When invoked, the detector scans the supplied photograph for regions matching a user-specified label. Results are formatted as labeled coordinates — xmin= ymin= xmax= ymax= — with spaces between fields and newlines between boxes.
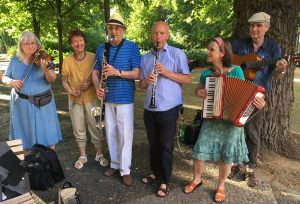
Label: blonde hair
xmin=16 ymin=31 xmax=41 ymax=60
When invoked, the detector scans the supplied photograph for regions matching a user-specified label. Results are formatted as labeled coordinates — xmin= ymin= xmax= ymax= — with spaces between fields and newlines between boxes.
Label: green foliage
xmin=7 ymin=45 xmax=17 ymax=58
xmin=184 ymin=48 xmax=207 ymax=66
xmin=0 ymin=0 xmax=234 ymax=57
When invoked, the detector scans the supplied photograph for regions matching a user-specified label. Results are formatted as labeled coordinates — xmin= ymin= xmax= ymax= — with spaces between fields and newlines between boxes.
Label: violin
xmin=30 ymin=49 xmax=54 ymax=69
xmin=232 ymin=53 xmax=300 ymax=80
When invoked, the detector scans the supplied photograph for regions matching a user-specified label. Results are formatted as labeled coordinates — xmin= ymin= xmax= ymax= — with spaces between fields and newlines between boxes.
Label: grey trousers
xmin=244 ymin=110 xmax=264 ymax=168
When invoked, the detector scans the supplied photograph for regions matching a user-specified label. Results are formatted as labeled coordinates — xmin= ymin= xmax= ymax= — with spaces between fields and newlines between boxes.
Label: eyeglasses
xmin=22 ymin=42 xmax=36 ymax=47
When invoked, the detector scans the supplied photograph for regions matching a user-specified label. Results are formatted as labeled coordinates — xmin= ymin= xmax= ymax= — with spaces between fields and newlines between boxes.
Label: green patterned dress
xmin=192 ymin=66 xmax=249 ymax=164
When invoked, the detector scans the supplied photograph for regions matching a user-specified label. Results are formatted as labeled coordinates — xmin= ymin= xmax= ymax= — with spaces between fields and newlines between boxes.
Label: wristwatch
xmin=118 ymin=70 xmax=122 ymax=77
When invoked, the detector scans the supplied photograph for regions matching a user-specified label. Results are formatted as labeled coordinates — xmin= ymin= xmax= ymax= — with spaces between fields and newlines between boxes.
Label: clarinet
xmin=149 ymin=42 xmax=160 ymax=108
xmin=91 ymin=35 xmax=114 ymax=130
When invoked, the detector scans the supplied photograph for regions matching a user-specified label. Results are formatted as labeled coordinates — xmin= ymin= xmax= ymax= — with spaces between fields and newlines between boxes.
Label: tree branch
xmin=62 ymin=0 xmax=85 ymax=17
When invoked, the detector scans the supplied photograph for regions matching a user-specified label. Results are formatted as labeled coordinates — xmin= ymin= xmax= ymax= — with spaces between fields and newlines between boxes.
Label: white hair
xmin=16 ymin=31 xmax=41 ymax=60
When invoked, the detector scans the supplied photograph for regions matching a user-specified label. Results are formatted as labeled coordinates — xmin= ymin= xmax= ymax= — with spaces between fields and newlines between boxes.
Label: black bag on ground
xmin=184 ymin=110 xmax=203 ymax=145
xmin=58 ymin=181 xmax=81 ymax=204
xmin=22 ymin=144 xmax=65 ymax=190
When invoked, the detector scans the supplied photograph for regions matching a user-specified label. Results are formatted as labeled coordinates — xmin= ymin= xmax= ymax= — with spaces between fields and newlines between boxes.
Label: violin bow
xmin=70 ymin=60 xmax=97 ymax=110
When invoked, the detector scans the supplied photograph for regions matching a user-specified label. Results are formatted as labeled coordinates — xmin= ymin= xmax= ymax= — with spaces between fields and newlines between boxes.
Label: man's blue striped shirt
xmin=94 ymin=39 xmax=141 ymax=104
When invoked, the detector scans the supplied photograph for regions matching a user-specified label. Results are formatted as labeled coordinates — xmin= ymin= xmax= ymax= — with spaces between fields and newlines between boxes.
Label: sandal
xmin=95 ymin=153 xmax=109 ymax=167
xmin=183 ymin=180 xmax=203 ymax=194
xmin=74 ymin=155 xmax=87 ymax=169
xmin=214 ymin=187 xmax=225 ymax=203
xmin=142 ymin=173 xmax=158 ymax=184
xmin=156 ymin=184 xmax=169 ymax=197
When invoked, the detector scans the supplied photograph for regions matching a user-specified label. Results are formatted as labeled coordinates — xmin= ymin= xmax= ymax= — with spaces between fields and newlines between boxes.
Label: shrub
xmin=184 ymin=48 xmax=207 ymax=70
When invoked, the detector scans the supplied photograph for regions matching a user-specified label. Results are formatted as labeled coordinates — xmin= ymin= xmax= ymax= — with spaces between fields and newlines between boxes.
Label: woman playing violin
xmin=2 ymin=31 xmax=62 ymax=150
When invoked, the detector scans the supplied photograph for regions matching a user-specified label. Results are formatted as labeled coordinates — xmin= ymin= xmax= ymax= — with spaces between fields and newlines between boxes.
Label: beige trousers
xmin=69 ymin=100 xmax=103 ymax=148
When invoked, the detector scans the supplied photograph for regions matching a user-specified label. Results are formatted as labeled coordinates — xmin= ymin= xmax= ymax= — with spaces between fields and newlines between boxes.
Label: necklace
xmin=74 ymin=51 xmax=86 ymax=61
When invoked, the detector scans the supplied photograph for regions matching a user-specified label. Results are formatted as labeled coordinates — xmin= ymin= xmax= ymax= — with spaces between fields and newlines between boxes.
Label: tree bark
xmin=233 ymin=0 xmax=300 ymax=159
xmin=103 ymin=0 xmax=110 ymax=35
xmin=32 ymin=14 xmax=40 ymax=40
xmin=56 ymin=0 xmax=63 ymax=69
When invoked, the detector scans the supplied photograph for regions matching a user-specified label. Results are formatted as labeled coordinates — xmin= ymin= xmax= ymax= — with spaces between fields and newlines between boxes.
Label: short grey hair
xmin=151 ymin=20 xmax=170 ymax=34
xmin=16 ymin=31 xmax=41 ymax=60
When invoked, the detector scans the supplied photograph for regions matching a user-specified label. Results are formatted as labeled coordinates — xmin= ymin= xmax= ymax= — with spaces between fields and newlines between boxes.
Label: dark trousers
xmin=143 ymin=105 xmax=181 ymax=184
xmin=244 ymin=110 xmax=264 ymax=169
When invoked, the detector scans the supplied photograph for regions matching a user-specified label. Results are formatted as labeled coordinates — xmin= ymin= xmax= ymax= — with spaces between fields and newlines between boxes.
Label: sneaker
xmin=245 ymin=172 xmax=257 ymax=187
xmin=228 ymin=165 xmax=240 ymax=179
xmin=123 ymin=174 xmax=133 ymax=187
xmin=104 ymin=168 xmax=118 ymax=177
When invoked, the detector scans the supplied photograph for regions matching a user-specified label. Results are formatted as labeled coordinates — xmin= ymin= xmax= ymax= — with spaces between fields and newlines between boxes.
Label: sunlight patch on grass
xmin=0 ymin=94 xmax=10 ymax=100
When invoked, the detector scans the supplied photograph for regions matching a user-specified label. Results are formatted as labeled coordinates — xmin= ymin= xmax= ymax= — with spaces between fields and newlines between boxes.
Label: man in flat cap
xmin=92 ymin=13 xmax=141 ymax=186
xmin=231 ymin=12 xmax=288 ymax=187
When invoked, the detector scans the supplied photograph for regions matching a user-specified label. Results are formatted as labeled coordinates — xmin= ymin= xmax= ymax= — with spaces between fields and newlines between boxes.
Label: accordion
xmin=203 ymin=76 xmax=266 ymax=127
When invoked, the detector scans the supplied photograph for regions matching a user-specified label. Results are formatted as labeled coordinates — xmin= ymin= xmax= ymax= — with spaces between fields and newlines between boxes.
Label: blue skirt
xmin=192 ymin=120 xmax=248 ymax=164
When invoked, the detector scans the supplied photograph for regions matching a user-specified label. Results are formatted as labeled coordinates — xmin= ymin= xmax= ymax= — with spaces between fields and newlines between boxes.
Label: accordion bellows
xmin=203 ymin=76 xmax=266 ymax=127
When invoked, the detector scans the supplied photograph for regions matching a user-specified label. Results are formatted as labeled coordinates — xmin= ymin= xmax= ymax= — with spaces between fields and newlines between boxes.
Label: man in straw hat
xmin=92 ymin=13 xmax=141 ymax=186
xmin=231 ymin=12 xmax=288 ymax=187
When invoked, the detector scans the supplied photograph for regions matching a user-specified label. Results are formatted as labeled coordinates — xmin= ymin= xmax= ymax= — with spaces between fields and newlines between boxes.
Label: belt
xmin=16 ymin=92 xmax=30 ymax=99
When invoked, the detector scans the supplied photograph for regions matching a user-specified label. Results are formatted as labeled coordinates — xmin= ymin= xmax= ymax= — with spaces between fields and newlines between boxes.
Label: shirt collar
xmin=151 ymin=43 xmax=168 ymax=55
xmin=248 ymin=37 xmax=268 ymax=52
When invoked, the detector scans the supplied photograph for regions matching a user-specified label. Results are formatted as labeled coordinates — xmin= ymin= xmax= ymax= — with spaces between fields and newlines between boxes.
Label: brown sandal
xmin=142 ymin=173 xmax=158 ymax=184
xmin=156 ymin=184 xmax=169 ymax=197
xmin=183 ymin=181 xmax=203 ymax=194
xmin=214 ymin=187 xmax=225 ymax=203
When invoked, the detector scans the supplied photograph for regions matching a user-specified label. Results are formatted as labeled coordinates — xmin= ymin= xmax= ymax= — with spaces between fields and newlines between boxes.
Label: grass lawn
xmin=291 ymin=68 xmax=300 ymax=132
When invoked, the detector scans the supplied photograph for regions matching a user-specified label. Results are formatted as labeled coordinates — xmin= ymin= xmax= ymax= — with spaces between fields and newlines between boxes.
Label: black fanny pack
xmin=17 ymin=89 xmax=52 ymax=107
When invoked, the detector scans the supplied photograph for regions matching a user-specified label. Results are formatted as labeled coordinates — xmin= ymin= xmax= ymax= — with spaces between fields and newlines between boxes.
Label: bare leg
xmin=79 ymin=146 xmax=86 ymax=157
xmin=193 ymin=160 xmax=204 ymax=184
xmin=95 ymin=146 xmax=103 ymax=155
xmin=49 ymin=145 xmax=55 ymax=150
xmin=217 ymin=161 xmax=231 ymax=189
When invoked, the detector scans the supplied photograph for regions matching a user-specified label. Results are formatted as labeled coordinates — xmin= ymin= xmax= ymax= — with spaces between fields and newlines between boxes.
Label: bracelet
xmin=118 ymin=70 xmax=122 ymax=77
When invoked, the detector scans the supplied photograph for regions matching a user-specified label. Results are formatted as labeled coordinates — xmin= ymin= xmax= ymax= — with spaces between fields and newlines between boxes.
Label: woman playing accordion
xmin=183 ymin=37 xmax=265 ymax=203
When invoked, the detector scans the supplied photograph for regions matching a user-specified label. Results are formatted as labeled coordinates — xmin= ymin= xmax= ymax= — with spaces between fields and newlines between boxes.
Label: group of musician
xmin=1 ymin=11 xmax=288 ymax=202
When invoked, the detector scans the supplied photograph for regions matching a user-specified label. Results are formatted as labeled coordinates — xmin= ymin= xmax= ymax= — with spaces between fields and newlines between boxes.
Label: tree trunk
xmin=103 ymin=0 xmax=110 ymax=35
xmin=104 ymin=0 xmax=110 ymax=23
xmin=32 ymin=14 xmax=40 ymax=40
xmin=233 ymin=0 xmax=300 ymax=159
xmin=56 ymin=0 xmax=63 ymax=69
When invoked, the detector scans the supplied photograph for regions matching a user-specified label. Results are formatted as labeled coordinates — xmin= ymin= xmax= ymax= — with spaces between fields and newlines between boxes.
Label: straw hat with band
xmin=106 ymin=13 xmax=126 ymax=28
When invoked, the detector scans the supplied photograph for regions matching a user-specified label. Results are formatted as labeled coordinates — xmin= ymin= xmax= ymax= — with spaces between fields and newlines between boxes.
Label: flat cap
xmin=248 ymin=12 xmax=271 ymax=23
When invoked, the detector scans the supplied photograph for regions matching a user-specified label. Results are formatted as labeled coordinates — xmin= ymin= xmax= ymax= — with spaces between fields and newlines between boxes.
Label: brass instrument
xmin=149 ymin=42 xmax=160 ymax=108
xmin=91 ymin=35 xmax=114 ymax=130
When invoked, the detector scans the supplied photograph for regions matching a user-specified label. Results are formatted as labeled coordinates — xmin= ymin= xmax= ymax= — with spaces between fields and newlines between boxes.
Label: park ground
xmin=0 ymin=67 xmax=300 ymax=203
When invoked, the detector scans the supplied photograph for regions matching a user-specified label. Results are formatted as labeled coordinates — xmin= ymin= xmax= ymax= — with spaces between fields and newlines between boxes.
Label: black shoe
xmin=228 ymin=165 xmax=240 ymax=179
xmin=244 ymin=172 xmax=257 ymax=188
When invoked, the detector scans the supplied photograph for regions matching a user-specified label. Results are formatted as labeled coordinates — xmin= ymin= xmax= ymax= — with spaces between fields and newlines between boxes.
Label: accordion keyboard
xmin=203 ymin=77 xmax=216 ymax=118
xmin=203 ymin=77 xmax=223 ymax=118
